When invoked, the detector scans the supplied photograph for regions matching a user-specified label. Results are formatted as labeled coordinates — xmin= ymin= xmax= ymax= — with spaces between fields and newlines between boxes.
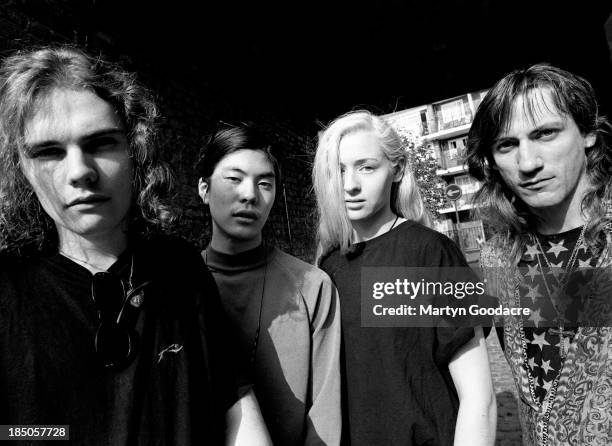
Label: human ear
xmin=393 ymin=158 xmax=406 ymax=182
xmin=198 ymin=178 xmax=210 ymax=205
xmin=585 ymin=132 xmax=596 ymax=149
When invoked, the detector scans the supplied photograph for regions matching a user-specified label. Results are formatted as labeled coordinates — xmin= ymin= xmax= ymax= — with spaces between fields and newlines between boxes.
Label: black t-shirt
xmin=320 ymin=221 xmax=476 ymax=446
xmin=0 ymin=236 xmax=238 ymax=446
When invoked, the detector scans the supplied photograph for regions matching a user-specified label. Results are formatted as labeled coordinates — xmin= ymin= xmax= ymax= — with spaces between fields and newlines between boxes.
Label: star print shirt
xmin=518 ymin=226 xmax=598 ymax=403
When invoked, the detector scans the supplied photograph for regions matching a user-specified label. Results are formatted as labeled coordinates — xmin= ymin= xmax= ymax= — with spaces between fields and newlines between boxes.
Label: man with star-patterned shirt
xmin=466 ymin=64 xmax=612 ymax=446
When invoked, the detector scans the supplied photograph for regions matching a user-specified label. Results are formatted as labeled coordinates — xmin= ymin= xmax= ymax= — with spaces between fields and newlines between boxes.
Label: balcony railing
xmin=421 ymin=99 xmax=473 ymax=136
xmin=437 ymin=148 xmax=466 ymax=170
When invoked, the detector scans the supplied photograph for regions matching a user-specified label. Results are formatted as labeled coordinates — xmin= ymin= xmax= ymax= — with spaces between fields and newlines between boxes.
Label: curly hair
xmin=0 ymin=45 xmax=176 ymax=254
xmin=466 ymin=63 xmax=612 ymax=262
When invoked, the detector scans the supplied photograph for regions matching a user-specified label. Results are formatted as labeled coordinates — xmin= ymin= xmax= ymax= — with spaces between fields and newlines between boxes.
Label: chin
xmin=229 ymin=228 xmax=262 ymax=241
xmin=521 ymin=194 xmax=565 ymax=211
xmin=346 ymin=211 xmax=372 ymax=222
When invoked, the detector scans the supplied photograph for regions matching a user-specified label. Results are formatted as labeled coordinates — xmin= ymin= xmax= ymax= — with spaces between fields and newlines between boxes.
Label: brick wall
xmin=0 ymin=4 xmax=318 ymax=261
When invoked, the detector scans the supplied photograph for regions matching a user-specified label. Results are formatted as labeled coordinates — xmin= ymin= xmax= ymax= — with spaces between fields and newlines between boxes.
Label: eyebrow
xmin=223 ymin=167 xmax=276 ymax=178
xmin=81 ymin=128 xmax=126 ymax=143
xmin=496 ymin=119 xmax=566 ymax=142
xmin=24 ymin=128 xmax=125 ymax=153
xmin=340 ymin=157 xmax=379 ymax=165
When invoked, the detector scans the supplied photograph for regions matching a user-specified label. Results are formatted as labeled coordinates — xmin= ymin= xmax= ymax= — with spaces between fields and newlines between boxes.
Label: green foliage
xmin=399 ymin=133 xmax=446 ymax=219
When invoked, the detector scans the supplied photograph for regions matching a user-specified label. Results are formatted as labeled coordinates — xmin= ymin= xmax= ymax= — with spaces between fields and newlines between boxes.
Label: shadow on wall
xmin=495 ymin=390 xmax=523 ymax=446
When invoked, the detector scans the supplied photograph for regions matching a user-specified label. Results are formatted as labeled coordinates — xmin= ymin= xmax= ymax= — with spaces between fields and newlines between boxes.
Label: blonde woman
xmin=313 ymin=111 xmax=496 ymax=446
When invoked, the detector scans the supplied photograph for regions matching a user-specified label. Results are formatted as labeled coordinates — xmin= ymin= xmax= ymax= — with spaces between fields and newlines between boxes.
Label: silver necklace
xmin=531 ymin=225 xmax=586 ymax=358
xmin=60 ymin=250 xmax=107 ymax=273
xmin=61 ymin=250 xmax=135 ymax=290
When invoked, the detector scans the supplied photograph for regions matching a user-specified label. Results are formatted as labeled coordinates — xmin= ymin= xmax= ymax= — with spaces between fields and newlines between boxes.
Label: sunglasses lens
xmin=95 ymin=322 xmax=131 ymax=369
xmin=92 ymin=273 xmax=124 ymax=317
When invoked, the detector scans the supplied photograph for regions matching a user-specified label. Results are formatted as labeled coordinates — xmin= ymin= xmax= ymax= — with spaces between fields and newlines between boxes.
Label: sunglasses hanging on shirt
xmin=90 ymin=257 xmax=148 ymax=371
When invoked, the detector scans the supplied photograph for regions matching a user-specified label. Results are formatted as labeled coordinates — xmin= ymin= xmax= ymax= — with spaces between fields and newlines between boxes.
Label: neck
xmin=532 ymin=177 xmax=590 ymax=235
xmin=352 ymin=206 xmax=402 ymax=243
xmin=534 ymin=206 xmax=588 ymax=235
xmin=58 ymin=228 xmax=128 ymax=273
xmin=210 ymin=231 xmax=262 ymax=255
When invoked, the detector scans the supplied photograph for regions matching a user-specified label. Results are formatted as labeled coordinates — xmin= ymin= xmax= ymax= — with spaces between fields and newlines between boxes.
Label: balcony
xmin=422 ymin=112 xmax=473 ymax=141
xmin=436 ymin=147 xmax=467 ymax=174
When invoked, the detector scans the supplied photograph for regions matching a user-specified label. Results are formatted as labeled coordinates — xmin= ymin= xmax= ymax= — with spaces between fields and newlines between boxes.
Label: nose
xmin=343 ymin=169 xmax=360 ymax=194
xmin=239 ymin=179 xmax=258 ymax=204
xmin=516 ymin=140 xmax=543 ymax=175
xmin=66 ymin=146 xmax=98 ymax=187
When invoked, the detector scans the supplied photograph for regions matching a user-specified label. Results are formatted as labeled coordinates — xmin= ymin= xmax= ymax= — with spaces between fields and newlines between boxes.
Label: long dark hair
xmin=466 ymin=63 xmax=612 ymax=262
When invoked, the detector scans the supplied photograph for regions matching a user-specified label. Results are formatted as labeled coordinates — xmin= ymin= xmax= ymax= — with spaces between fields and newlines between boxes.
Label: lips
xmin=519 ymin=177 xmax=553 ymax=189
xmin=345 ymin=199 xmax=365 ymax=209
xmin=67 ymin=195 xmax=110 ymax=207
xmin=233 ymin=210 xmax=259 ymax=220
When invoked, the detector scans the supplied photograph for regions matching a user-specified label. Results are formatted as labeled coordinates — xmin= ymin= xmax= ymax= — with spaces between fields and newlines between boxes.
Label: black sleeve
xmin=424 ymin=232 xmax=491 ymax=363
xmin=433 ymin=326 xmax=476 ymax=367
xmin=435 ymin=233 xmax=493 ymax=334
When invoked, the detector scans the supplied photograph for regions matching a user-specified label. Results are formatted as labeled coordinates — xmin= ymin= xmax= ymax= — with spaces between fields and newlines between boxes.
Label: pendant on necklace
xmin=549 ymin=324 xmax=573 ymax=358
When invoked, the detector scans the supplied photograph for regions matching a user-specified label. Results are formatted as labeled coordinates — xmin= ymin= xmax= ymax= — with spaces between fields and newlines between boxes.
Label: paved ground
xmin=487 ymin=331 xmax=523 ymax=445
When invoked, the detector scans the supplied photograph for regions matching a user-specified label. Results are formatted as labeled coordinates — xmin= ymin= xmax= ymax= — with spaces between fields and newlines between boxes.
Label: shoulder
xmin=140 ymin=235 xmax=203 ymax=266
xmin=0 ymin=254 xmax=47 ymax=311
xmin=318 ymin=247 xmax=343 ymax=277
xmin=0 ymin=253 xmax=42 ymax=281
xmin=138 ymin=235 xmax=213 ymax=288
xmin=270 ymin=248 xmax=334 ymax=286
xmin=140 ymin=234 xmax=200 ymax=258
xmin=269 ymin=248 xmax=337 ymax=307
xmin=395 ymin=221 xmax=467 ymax=266
xmin=139 ymin=236 xmax=221 ymax=316
xmin=398 ymin=220 xmax=456 ymax=248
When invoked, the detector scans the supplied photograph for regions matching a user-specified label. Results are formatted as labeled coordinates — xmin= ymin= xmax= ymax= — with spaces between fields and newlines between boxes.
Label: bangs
xmin=495 ymin=81 xmax=570 ymax=137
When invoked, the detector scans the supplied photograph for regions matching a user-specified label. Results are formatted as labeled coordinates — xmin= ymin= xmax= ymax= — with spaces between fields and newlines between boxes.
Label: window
xmin=446 ymin=137 xmax=466 ymax=160
xmin=448 ymin=140 xmax=458 ymax=159
xmin=420 ymin=110 xmax=428 ymax=134
xmin=455 ymin=175 xmax=480 ymax=194
xmin=440 ymin=100 xmax=465 ymax=124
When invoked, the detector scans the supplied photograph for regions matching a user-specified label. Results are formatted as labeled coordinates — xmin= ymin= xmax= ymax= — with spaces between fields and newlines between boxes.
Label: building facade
xmin=383 ymin=90 xmax=488 ymax=261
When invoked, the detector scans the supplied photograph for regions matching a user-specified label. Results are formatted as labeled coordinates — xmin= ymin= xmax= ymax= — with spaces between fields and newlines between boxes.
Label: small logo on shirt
xmin=130 ymin=292 xmax=144 ymax=308
xmin=157 ymin=343 xmax=183 ymax=363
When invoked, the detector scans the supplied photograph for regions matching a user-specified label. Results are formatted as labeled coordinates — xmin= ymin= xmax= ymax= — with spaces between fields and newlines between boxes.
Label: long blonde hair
xmin=313 ymin=110 xmax=431 ymax=261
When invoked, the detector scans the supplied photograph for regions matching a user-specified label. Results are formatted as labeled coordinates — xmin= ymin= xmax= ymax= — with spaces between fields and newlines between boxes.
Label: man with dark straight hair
xmin=197 ymin=124 xmax=341 ymax=446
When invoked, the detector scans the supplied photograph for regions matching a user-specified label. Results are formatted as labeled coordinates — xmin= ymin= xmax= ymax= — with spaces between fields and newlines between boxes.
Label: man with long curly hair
xmin=467 ymin=64 xmax=612 ymax=445
xmin=0 ymin=46 xmax=270 ymax=445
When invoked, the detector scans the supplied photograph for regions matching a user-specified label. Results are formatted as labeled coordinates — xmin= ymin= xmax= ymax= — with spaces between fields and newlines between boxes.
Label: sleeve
xmin=434 ymin=326 xmax=477 ymax=367
xmin=425 ymin=233 xmax=489 ymax=365
xmin=305 ymin=273 xmax=342 ymax=446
